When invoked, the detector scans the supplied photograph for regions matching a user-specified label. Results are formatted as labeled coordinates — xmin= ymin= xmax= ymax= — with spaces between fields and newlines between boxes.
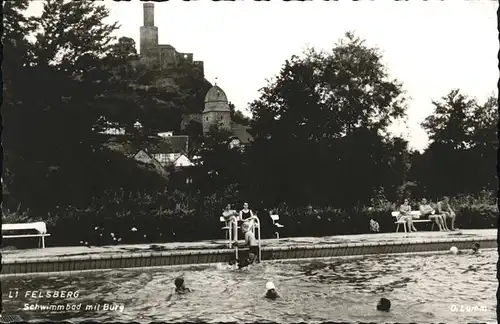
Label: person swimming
xmin=174 ymin=277 xmax=191 ymax=294
xmin=377 ymin=298 xmax=391 ymax=312
xmin=453 ymin=243 xmax=481 ymax=255
xmin=264 ymin=281 xmax=279 ymax=300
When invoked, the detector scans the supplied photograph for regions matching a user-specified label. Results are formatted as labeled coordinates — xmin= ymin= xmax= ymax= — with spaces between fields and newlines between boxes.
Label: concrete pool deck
xmin=0 ymin=229 xmax=496 ymax=276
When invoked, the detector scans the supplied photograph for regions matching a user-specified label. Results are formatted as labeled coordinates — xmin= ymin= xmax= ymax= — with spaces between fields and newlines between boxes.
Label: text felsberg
xmin=24 ymin=291 xmax=80 ymax=299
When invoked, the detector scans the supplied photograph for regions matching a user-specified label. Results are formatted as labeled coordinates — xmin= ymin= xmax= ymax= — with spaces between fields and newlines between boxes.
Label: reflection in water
xmin=1 ymin=251 xmax=496 ymax=323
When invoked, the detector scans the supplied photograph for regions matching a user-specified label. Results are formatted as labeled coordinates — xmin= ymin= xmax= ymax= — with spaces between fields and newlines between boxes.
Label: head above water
xmin=174 ymin=277 xmax=185 ymax=289
xmin=377 ymin=298 xmax=391 ymax=312
xmin=265 ymin=282 xmax=278 ymax=299
xmin=266 ymin=281 xmax=276 ymax=291
xmin=472 ymin=242 xmax=480 ymax=252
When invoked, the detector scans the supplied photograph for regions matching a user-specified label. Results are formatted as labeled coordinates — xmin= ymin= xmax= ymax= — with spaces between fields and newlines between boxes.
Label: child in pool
xmin=456 ymin=243 xmax=481 ymax=255
xmin=174 ymin=277 xmax=192 ymax=294
xmin=237 ymin=221 xmax=259 ymax=269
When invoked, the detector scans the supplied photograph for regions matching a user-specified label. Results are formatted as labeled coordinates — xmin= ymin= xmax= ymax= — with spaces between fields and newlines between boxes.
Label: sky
xmin=26 ymin=0 xmax=498 ymax=151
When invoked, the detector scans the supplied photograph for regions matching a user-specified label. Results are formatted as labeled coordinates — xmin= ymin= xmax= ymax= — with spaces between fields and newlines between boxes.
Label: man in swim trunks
xmin=436 ymin=197 xmax=457 ymax=231
xmin=419 ymin=198 xmax=448 ymax=231
xmin=237 ymin=221 xmax=259 ymax=269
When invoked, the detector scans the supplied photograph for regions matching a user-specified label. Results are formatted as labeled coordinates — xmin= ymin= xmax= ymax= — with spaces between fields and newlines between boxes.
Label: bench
xmin=270 ymin=214 xmax=284 ymax=239
xmin=2 ymin=222 xmax=51 ymax=248
xmin=391 ymin=211 xmax=435 ymax=233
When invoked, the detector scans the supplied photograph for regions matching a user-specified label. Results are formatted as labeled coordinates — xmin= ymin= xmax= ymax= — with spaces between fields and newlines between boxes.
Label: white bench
xmin=392 ymin=211 xmax=435 ymax=233
xmin=2 ymin=222 xmax=51 ymax=248
xmin=270 ymin=214 xmax=284 ymax=239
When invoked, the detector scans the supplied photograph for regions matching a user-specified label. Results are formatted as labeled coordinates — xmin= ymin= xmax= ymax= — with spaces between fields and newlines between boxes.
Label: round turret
xmin=202 ymin=84 xmax=231 ymax=133
xmin=204 ymin=85 xmax=229 ymax=111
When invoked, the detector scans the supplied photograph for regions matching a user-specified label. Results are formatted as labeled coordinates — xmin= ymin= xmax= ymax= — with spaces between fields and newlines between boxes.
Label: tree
xmin=2 ymin=0 xmax=169 ymax=213
xmin=421 ymin=89 xmax=476 ymax=150
xmin=229 ymin=103 xmax=251 ymax=126
xmin=248 ymin=32 xmax=407 ymax=208
xmin=413 ymin=91 xmax=497 ymax=197
xmin=190 ymin=126 xmax=247 ymax=197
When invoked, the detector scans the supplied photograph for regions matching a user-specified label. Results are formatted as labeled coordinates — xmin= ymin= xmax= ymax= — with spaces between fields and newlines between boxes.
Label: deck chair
xmin=270 ymin=214 xmax=284 ymax=239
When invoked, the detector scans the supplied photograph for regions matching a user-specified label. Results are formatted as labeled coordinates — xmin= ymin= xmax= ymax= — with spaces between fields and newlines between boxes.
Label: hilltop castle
xmin=140 ymin=3 xmax=204 ymax=74
xmin=138 ymin=3 xmax=252 ymax=147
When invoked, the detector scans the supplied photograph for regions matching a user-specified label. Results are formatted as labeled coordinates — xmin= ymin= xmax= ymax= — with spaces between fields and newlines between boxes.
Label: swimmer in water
xmin=174 ymin=277 xmax=191 ymax=294
xmin=264 ymin=281 xmax=279 ymax=300
xmin=456 ymin=243 xmax=481 ymax=255
xmin=377 ymin=298 xmax=391 ymax=312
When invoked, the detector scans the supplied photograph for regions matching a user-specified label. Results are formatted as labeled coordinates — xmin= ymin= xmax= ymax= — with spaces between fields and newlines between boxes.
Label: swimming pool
xmin=2 ymin=250 xmax=496 ymax=323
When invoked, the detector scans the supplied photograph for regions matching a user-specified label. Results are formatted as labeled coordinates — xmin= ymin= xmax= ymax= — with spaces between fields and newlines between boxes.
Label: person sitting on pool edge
xmin=237 ymin=220 xmax=259 ymax=269
xmin=418 ymin=198 xmax=448 ymax=231
xmin=239 ymin=202 xmax=255 ymax=222
xmin=174 ymin=277 xmax=192 ymax=294
xmin=436 ymin=196 xmax=458 ymax=231
xmin=222 ymin=203 xmax=239 ymax=243
xmin=399 ymin=198 xmax=417 ymax=232
xmin=264 ymin=281 xmax=279 ymax=300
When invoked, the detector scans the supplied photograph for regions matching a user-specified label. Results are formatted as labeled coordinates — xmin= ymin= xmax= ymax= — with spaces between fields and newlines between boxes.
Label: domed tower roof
xmin=204 ymin=84 xmax=230 ymax=112
xmin=204 ymin=85 xmax=228 ymax=104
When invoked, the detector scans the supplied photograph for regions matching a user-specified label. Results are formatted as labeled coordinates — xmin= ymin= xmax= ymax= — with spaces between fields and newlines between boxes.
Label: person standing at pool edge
xmin=437 ymin=197 xmax=457 ymax=231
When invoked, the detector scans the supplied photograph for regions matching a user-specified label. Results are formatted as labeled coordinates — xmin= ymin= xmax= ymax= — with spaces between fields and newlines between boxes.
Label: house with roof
xmin=133 ymin=149 xmax=170 ymax=178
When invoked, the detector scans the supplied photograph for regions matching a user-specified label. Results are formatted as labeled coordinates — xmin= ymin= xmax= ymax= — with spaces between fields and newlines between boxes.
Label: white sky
xmin=26 ymin=1 xmax=498 ymax=151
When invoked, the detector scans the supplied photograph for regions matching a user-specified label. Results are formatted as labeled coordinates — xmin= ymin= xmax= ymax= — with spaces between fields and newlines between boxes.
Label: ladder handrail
xmin=228 ymin=214 xmax=262 ymax=263
xmin=227 ymin=215 xmax=238 ymax=249
xmin=248 ymin=215 xmax=262 ymax=262
xmin=255 ymin=216 xmax=262 ymax=262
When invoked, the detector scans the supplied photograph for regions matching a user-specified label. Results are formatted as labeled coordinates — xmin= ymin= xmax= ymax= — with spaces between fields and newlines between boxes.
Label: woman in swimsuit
xmin=399 ymin=198 xmax=417 ymax=232
xmin=239 ymin=202 xmax=254 ymax=221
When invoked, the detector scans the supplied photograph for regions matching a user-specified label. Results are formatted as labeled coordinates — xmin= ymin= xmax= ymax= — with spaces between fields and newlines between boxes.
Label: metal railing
xmin=225 ymin=215 xmax=262 ymax=262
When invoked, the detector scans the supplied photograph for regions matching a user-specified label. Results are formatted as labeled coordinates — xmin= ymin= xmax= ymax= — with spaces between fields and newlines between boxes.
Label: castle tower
xmin=202 ymin=84 xmax=232 ymax=134
xmin=140 ymin=3 xmax=159 ymax=63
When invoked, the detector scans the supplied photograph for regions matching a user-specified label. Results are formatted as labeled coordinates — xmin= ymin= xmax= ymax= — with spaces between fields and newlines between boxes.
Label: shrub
xmin=3 ymin=190 xmax=497 ymax=248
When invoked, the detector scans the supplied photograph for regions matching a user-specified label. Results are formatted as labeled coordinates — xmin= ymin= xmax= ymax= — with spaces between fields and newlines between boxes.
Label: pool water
xmin=1 ymin=250 xmax=496 ymax=323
